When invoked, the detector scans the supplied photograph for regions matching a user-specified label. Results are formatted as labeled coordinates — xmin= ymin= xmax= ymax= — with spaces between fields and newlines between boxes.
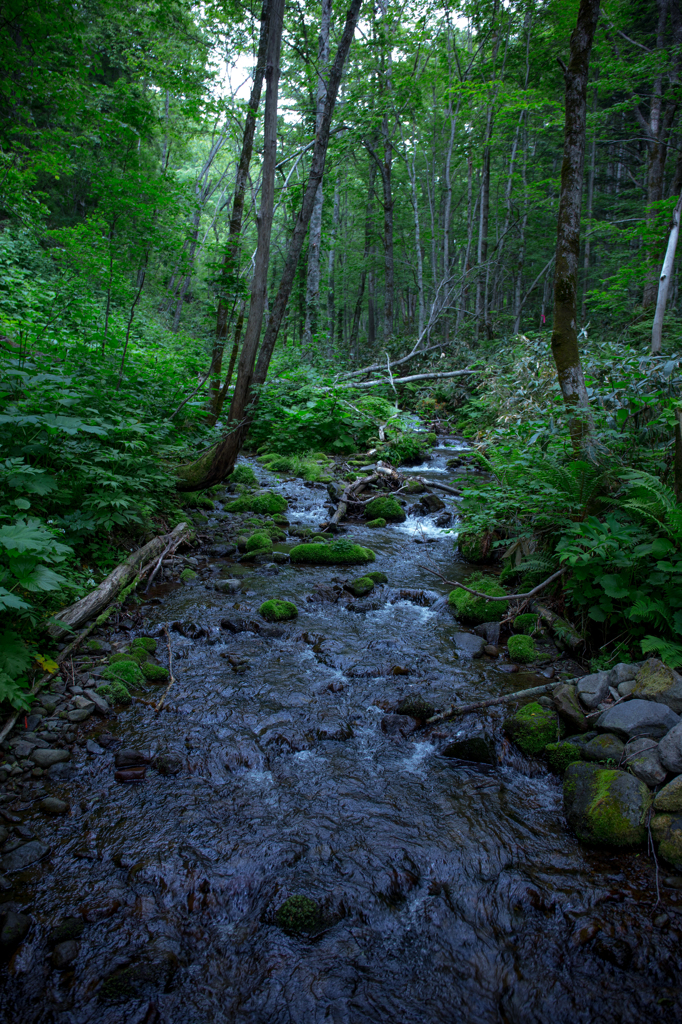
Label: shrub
xmin=507 ymin=634 xmax=537 ymax=662
xmin=225 ymin=491 xmax=287 ymax=514
xmin=290 ymin=540 xmax=375 ymax=565
xmin=365 ymin=496 xmax=406 ymax=523
xmin=259 ymin=599 xmax=298 ymax=622
xmin=448 ymin=575 xmax=508 ymax=623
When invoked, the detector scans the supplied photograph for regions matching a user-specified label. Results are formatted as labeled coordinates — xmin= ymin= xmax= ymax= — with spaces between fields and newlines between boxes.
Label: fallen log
xmin=350 ymin=369 xmax=477 ymax=389
xmin=424 ymin=680 xmax=561 ymax=727
xmin=326 ymin=473 xmax=378 ymax=528
xmin=407 ymin=475 xmax=460 ymax=496
xmin=48 ymin=522 xmax=190 ymax=639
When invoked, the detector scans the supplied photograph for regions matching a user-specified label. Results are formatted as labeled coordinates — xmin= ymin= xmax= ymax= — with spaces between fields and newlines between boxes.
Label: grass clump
xmin=96 ymin=679 xmax=132 ymax=705
xmin=507 ymin=634 xmax=537 ymax=663
xmin=231 ymin=464 xmax=258 ymax=486
xmin=366 ymin=517 xmax=386 ymax=528
xmin=513 ymin=613 xmax=538 ymax=635
xmin=259 ymin=599 xmax=298 ymax=622
xmin=448 ymin=574 xmax=508 ymax=623
xmin=84 ymin=639 xmax=104 ymax=652
xmin=290 ymin=539 xmax=375 ymax=566
xmin=364 ymin=496 xmax=406 ymax=523
xmin=140 ymin=662 xmax=169 ymax=682
xmin=275 ymin=895 xmax=320 ymax=934
xmin=181 ymin=491 xmax=215 ymax=510
xmin=225 ymin=491 xmax=288 ymax=514
xmin=245 ymin=531 xmax=273 ymax=554
xmin=131 ymin=637 xmax=157 ymax=654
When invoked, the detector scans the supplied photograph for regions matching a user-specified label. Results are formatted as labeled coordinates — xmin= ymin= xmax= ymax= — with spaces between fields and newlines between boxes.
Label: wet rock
xmin=115 ymin=748 xmax=151 ymax=768
xmin=419 ymin=493 xmax=445 ymax=513
xmin=474 ymin=621 xmax=501 ymax=645
xmin=381 ymin=714 xmax=417 ymax=738
xmin=39 ymin=797 xmax=68 ymax=815
xmin=83 ymin=688 xmax=109 ymax=713
xmin=52 ymin=939 xmax=79 ymax=969
xmin=503 ymin=702 xmax=559 ymax=755
xmin=441 ymin=737 xmax=495 ymax=764
xmin=48 ymin=917 xmax=85 ymax=945
xmin=434 ymin=512 xmax=453 ymax=527
xmin=651 ymin=814 xmax=682 ymax=868
xmin=630 ymin=658 xmax=682 ymax=714
xmin=152 ymin=751 xmax=184 ymax=776
xmin=171 ymin=620 xmax=208 ymax=639
xmin=452 ymin=632 xmax=485 ymax=659
xmin=366 ymin=571 xmax=388 ymax=585
xmin=98 ymin=943 xmax=178 ymax=1003
xmin=582 ymin=733 xmax=625 ymax=763
xmin=596 ymin=699 xmax=679 ymax=739
xmin=220 ymin=617 xmax=259 ymax=634
xmin=608 ymin=662 xmax=638 ymax=686
xmin=115 ymin=767 xmax=147 ymax=783
xmin=314 ymin=715 xmax=353 ymax=741
xmin=592 ymin=937 xmax=633 ymax=970
xmin=0 ymin=911 xmax=30 ymax=952
xmin=68 ymin=706 xmax=94 ymax=723
xmin=552 ymin=683 xmax=590 ymax=733
xmin=576 ymin=671 xmax=610 ymax=710
xmin=270 ymin=551 xmax=290 ymax=564
xmin=545 ymin=741 xmax=583 ymax=774
xmin=395 ymin=693 xmax=435 ymax=720
xmin=210 ymin=543 xmax=236 ymax=557
xmin=12 ymin=740 xmax=37 ymax=758
xmin=214 ymin=578 xmax=241 ymax=594
xmin=31 ymin=748 xmax=70 ymax=769
xmin=623 ymin=737 xmax=667 ymax=787
xmin=0 ymin=826 xmax=7 ymax=843
xmin=659 ymin=722 xmax=682 ymax=773
xmin=347 ymin=575 xmax=375 ymax=598
xmin=563 ymin=762 xmax=651 ymax=847
xmin=654 ymin=775 xmax=682 ymax=812
xmin=1 ymin=840 xmax=49 ymax=872
xmin=86 ymin=739 xmax=104 ymax=755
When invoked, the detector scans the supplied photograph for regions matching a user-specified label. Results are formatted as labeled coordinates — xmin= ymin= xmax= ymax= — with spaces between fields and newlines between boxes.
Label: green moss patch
xmin=564 ymin=762 xmax=651 ymax=847
xmin=181 ymin=491 xmax=215 ymax=510
xmin=364 ymin=496 xmax=406 ymax=522
xmin=110 ymin=651 xmax=146 ymax=667
xmin=131 ymin=637 xmax=157 ymax=654
xmin=102 ymin=660 xmax=145 ymax=688
xmin=448 ymin=575 xmax=508 ymax=624
xmin=275 ymin=895 xmax=320 ymax=934
xmin=96 ymin=679 xmax=132 ymax=705
xmin=225 ymin=491 xmax=287 ymax=514
xmin=366 ymin=517 xmax=386 ymax=528
xmin=259 ymin=599 xmax=298 ymax=622
xmin=180 ymin=567 xmax=197 ymax=582
xmin=365 ymin=571 xmax=388 ymax=584
xmin=140 ymin=662 xmax=170 ymax=683
xmin=290 ymin=540 xmax=375 ymax=566
xmin=348 ymin=575 xmax=374 ymax=597
xmin=84 ymin=639 xmax=104 ymax=652
xmin=507 ymin=634 xmax=537 ymax=663
xmin=504 ymin=701 xmax=559 ymax=755
xmin=231 ymin=464 xmax=258 ymax=486
xmin=246 ymin=531 xmax=273 ymax=553
xmin=513 ymin=613 xmax=538 ymax=635
xmin=545 ymin=741 xmax=583 ymax=774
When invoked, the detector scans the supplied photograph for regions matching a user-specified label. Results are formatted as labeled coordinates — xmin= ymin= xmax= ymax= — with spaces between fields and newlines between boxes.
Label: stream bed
xmin=1 ymin=442 xmax=681 ymax=1023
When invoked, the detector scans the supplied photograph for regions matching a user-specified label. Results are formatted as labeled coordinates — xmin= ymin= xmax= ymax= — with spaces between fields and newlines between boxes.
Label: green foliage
xmin=259 ymin=451 xmax=332 ymax=483
xmin=507 ymin=634 xmax=537 ymax=663
xmin=290 ymin=539 xmax=376 ymax=566
xmin=259 ymin=599 xmax=298 ymax=622
xmin=385 ymin=431 xmax=431 ymax=466
xmin=364 ymin=496 xmax=406 ymax=522
xmin=448 ymin=575 xmax=508 ymax=623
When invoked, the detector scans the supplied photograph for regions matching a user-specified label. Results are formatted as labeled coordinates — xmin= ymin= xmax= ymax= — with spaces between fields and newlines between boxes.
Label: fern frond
xmin=640 ymin=635 xmax=682 ymax=669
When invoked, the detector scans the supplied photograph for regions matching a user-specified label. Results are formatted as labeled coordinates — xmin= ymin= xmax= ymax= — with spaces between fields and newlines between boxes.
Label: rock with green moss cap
xmin=545 ymin=741 xmax=583 ymax=774
xmin=110 ymin=651 xmax=146 ymax=667
xmin=563 ymin=762 xmax=651 ymax=847
xmin=290 ymin=539 xmax=375 ymax=566
xmin=84 ymin=639 xmax=104 ymax=653
xmin=457 ymin=529 xmax=498 ymax=564
xmin=403 ymin=480 xmax=426 ymax=494
xmin=631 ymin=658 xmax=682 ymax=714
xmin=230 ymin=464 xmax=257 ymax=486
xmin=259 ymin=599 xmax=298 ymax=622
xmin=131 ymin=637 xmax=157 ymax=654
xmin=101 ymin=660 xmax=145 ymax=689
xmin=225 ymin=491 xmax=287 ymax=514
xmin=180 ymin=567 xmax=197 ymax=582
xmin=275 ymin=895 xmax=320 ymax=934
xmin=366 ymin=517 xmax=387 ymax=528
xmin=96 ymin=679 xmax=132 ymax=706
xmin=513 ymin=613 xmax=538 ymax=635
xmin=503 ymin=701 xmax=559 ymax=755
xmin=650 ymin=813 xmax=682 ymax=868
xmin=348 ymin=575 xmax=374 ymax=597
xmin=448 ymin=576 xmax=508 ymax=624
xmin=245 ymin=531 xmax=273 ymax=554
xmin=364 ymin=495 xmax=406 ymax=523
xmin=507 ymin=634 xmax=536 ymax=663
xmin=365 ymin=571 xmax=388 ymax=585
xmin=140 ymin=662 xmax=170 ymax=683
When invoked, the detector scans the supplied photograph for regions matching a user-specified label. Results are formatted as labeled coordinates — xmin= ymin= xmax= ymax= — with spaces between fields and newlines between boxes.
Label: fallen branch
xmin=326 ymin=473 xmax=379 ymax=528
xmin=155 ymin=624 xmax=176 ymax=712
xmin=407 ymin=476 xmax=460 ymax=496
xmin=350 ymin=369 xmax=476 ymax=389
xmin=425 ymin=681 xmax=560 ymax=727
xmin=49 ymin=522 xmax=189 ymax=639
xmin=422 ymin=566 xmax=566 ymax=601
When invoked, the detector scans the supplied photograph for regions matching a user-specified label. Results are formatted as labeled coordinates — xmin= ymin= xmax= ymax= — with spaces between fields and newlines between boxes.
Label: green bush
xmin=225 ymin=491 xmax=287 ymax=514
xmin=364 ymin=496 xmax=406 ymax=523
xmin=290 ymin=539 xmax=375 ymax=566
xmin=448 ymin=575 xmax=508 ymax=623
xmin=507 ymin=634 xmax=537 ymax=662
xmin=259 ymin=599 xmax=298 ymax=622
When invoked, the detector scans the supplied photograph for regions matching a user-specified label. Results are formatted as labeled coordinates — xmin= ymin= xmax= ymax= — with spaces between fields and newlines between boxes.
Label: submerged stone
xmin=563 ymin=762 xmax=651 ymax=847
xmin=347 ymin=575 xmax=374 ymax=597
xmin=395 ymin=692 xmax=435 ymax=720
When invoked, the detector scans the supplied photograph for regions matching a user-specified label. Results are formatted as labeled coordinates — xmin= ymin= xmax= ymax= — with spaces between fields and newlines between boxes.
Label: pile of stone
xmin=503 ymin=658 xmax=682 ymax=868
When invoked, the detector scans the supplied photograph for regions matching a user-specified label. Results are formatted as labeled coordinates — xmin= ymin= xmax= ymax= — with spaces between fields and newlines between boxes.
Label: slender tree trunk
xmin=327 ymin=176 xmax=340 ymax=351
xmin=409 ymin=139 xmax=425 ymax=340
xmin=551 ymin=0 xmax=600 ymax=446
xmin=475 ymin=115 xmax=492 ymax=341
xmin=208 ymin=302 xmax=245 ymax=425
xmin=303 ymin=0 xmax=332 ymax=348
xmin=581 ymin=88 xmax=597 ymax=321
xmin=652 ymin=193 xmax=682 ymax=353
xmin=350 ymin=146 xmax=377 ymax=358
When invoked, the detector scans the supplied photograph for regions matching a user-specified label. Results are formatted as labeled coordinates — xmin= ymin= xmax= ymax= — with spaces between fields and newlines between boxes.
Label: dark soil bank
xmin=1 ymin=444 xmax=681 ymax=1024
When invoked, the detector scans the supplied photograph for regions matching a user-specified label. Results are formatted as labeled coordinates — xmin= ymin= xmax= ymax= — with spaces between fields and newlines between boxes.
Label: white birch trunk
xmin=652 ymin=193 xmax=682 ymax=354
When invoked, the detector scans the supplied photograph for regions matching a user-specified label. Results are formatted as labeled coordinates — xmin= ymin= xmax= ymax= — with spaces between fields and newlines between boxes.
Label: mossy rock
xmin=348 ymin=575 xmax=374 ymax=597
xmin=650 ymin=813 xmax=682 ymax=868
xmin=102 ymin=660 xmax=145 ymax=689
xmin=513 ymin=613 xmax=538 ymax=635
xmin=140 ymin=662 xmax=170 ymax=683
xmin=457 ymin=529 xmax=498 ymax=564
xmin=545 ymin=741 xmax=583 ymax=774
xmin=181 ymin=491 xmax=215 ymax=510
xmin=448 ymin=576 xmax=508 ymax=624
xmin=366 ymin=517 xmax=387 ymax=528
xmin=311 ymin=534 xmax=329 ymax=543
xmin=275 ymin=895 xmax=320 ymax=934
xmin=96 ymin=679 xmax=132 ymax=706
xmin=259 ymin=454 xmax=295 ymax=473
xmin=364 ymin=496 xmax=406 ymax=523
xmin=225 ymin=491 xmax=287 ymax=514
xmin=507 ymin=634 xmax=537 ymax=663
xmin=231 ymin=464 xmax=258 ymax=486
xmin=563 ymin=762 xmax=651 ymax=847
xmin=404 ymin=480 xmax=426 ymax=494
xmin=503 ymin=701 xmax=559 ymax=755
xmin=131 ymin=637 xmax=157 ymax=654
xmin=259 ymin=599 xmax=298 ymax=622
xmin=396 ymin=692 xmax=435 ymax=720
xmin=365 ymin=571 xmax=388 ymax=584
xmin=180 ymin=567 xmax=198 ymax=582
xmin=290 ymin=540 xmax=375 ymax=566
xmin=246 ymin=531 xmax=273 ymax=553
xmin=84 ymin=639 xmax=104 ymax=653
xmin=109 ymin=651 xmax=146 ymax=667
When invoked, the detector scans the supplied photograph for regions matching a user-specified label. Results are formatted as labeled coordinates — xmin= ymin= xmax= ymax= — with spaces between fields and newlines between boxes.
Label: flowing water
xmin=1 ymin=442 xmax=681 ymax=1023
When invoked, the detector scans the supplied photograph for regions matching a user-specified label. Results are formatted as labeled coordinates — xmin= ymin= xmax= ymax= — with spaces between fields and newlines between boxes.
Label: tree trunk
xmin=581 ymin=87 xmax=597 ymax=320
xmin=652 ymin=193 xmax=682 ymax=353
xmin=327 ymin=176 xmax=340 ymax=351
xmin=302 ymin=0 xmax=332 ymax=349
xmin=550 ymin=0 xmax=600 ymax=447
xmin=475 ymin=117 xmax=492 ymax=341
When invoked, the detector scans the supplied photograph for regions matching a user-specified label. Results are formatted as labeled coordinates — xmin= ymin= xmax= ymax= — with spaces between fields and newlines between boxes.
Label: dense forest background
xmin=1 ymin=0 xmax=682 ymax=707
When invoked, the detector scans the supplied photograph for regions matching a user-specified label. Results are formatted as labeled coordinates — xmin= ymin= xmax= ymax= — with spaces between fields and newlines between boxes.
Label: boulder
xmin=631 ymin=658 xmax=682 ymax=714
xmin=40 ymin=797 xmax=68 ymax=815
xmin=0 ymin=911 xmax=30 ymax=953
xmin=441 ymin=737 xmax=495 ymax=764
xmin=552 ymin=683 xmax=590 ymax=733
xmin=596 ymin=699 xmax=679 ymax=740
xmin=1 ymin=840 xmax=49 ymax=873
xmin=52 ymin=939 xmax=79 ymax=970
xmin=582 ymin=733 xmax=625 ymax=763
xmin=659 ymin=722 xmax=682 ymax=774
xmin=452 ymin=633 xmax=485 ymax=659
xmin=623 ymin=737 xmax=667 ymax=788
xmin=650 ymin=813 xmax=682 ymax=868
xmin=31 ymin=748 xmax=70 ymax=769
xmin=419 ymin=493 xmax=445 ymax=513
xmin=347 ymin=576 xmax=374 ymax=598
xmin=395 ymin=693 xmax=435 ymax=720
xmin=474 ymin=621 xmax=501 ymax=645
xmin=607 ymin=663 xmax=638 ymax=686
xmin=653 ymin=775 xmax=682 ymax=813
xmin=214 ymin=578 xmax=241 ymax=594
xmin=504 ymin=701 xmax=559 ymax=755
xmin=563 ymin=762 xmax=651 ymax=847
xmin=576 ymin=671 xmax=610 ymax=710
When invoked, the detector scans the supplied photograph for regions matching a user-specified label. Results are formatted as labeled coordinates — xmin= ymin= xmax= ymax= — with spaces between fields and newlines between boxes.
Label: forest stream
xmin=1 ymin=440 xmax=681 ymax=1024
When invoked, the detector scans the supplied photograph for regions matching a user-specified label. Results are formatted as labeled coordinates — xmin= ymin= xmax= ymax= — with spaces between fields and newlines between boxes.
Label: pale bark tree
xmin=652 ymin=192 xmax=682 ymax=353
